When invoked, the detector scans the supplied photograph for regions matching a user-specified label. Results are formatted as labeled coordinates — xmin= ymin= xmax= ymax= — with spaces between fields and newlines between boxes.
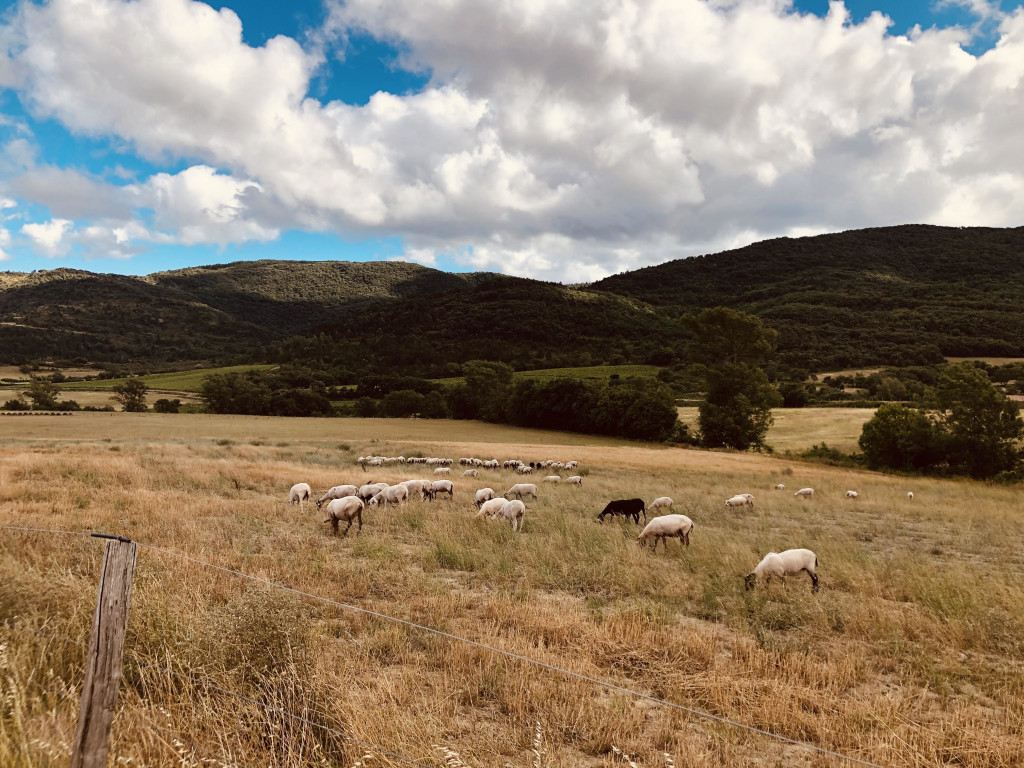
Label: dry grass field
xmin=2 ymin=416 xmax=1024 ymax=768
xmin=677 ymin=407 xmax=876 ymax=453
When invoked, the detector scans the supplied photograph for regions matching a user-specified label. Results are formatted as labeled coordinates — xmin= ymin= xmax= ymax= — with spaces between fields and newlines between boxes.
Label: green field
xmin=59 ymin=364 xmax=276 ymax=393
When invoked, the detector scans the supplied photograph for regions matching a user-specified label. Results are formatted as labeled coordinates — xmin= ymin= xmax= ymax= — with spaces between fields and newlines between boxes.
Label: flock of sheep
xmin=289 ymin=458 xmax=916 ymax=594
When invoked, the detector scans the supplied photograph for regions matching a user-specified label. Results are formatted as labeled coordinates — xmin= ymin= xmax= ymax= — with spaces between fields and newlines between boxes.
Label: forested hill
xmin=2 ymin=225 xmax=1024 ymax=371
xmin=592 ymin=225 xmax=1024 ymax=369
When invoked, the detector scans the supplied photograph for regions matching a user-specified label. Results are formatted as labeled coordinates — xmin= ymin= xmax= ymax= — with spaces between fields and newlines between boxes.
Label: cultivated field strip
xmin=2 ymin=436 xmax=1023 ymax=766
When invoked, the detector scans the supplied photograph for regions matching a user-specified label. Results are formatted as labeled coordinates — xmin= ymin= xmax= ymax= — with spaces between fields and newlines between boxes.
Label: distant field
xmin=60 ymin=364 xmax=275 ymax=393
xmin=946 ymin=356 xmax=1024 ymax=365
xmin=678 ymin=406 xmax=876 ymax=453
xmin=435 ymin=364 xmax=661 ymax=387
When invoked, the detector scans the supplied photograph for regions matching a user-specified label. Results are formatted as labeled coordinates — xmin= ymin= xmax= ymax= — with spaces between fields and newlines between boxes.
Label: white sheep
xmin=566 ymin=475 xmax=583 ymax=486
xmin=369 ymin=484 xmax=409 ymax=507
xmin=907 ymin=491 xmax=914 ymax=500
xmin=495 ymin=499 xmax=526 ymax=531
xmin=433 ymin=467 xmax=451 ymax=476
xmin=475 ymin=497 xmax=507 ymax=519
xmin=474 ymin=488 xmax=496 ymax=507
xmin=516 ymin=465 xmax=534 ymax=474
xmin=637 ymin=514 xmax=693 ymax=550
xmin=357 ymin=482 xmax=388 ymax=501
xmin=650 ymin=496 xmax=673 ymax=511
xmin=794 ymin=488 xmax=815 ymax=499
xmin=774 ymin=483 xmax=785 ymax=490
xmin=322 ymin=496 xmax=364 ymax=537
xmin=745 ymin=549 xmax=819 ymax=593
xmin=463 ymin=469 xmax=480 ymax=478
xmin=430 ymin=479 xmax=454 ymax=499
xmin=504 ymin=483 xmax=538 ymax=500
xmin=399 ymin=478 xmax=434 ymax=500
xmin=316 ymin=484 xmax=358 ymax=509
xmin=543 ymin=475 xmax=561 ymax=483
xmin=289 ymin=483 xmax=312 ymax=507
xmin=725 ymin=494 xmax=753 ymax=507
xmin=846 ymin=490 xmax=859 ymax=498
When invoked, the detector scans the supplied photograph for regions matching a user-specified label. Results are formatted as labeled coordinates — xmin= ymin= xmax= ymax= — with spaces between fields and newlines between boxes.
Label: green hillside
xmin=592 ymin=225 xmax=1024 ymax=369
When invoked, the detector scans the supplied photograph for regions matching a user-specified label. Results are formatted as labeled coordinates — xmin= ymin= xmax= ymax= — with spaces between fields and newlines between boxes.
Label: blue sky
xmin=0 ymin=0 xmax=1022 ymax=282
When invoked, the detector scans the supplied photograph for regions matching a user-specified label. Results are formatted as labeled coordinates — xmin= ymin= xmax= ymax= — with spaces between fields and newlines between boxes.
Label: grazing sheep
xmin=543 ymin=475 xmax=561 ymax=483
xmin=399 ymin=478 xmax=434 ymax=500
xmin=495 ymin=499 xmax=526 ymax=531
xmin=433 ymin=467 xmax=451 ymax=476
xmin=516 ymin=465 xmax=534 ymax=474
xmin=504 ymin=483 xmax=538 ymax=500
xmin=637 ymin=514 xmax=693 ymax=550
xmin=745 ymin=549 xmax=819 ymax=593
xmin=907 ymin=491 xmax=914 ymax=500
xmin=289 ymin=483 xmax=312 ymax=507
xmin=794 ymin=488 xmax=815 ymax=499
xmin=430 ymin=480 xmax=454 ymax=499
xmin=846 ymin=490 xmax=859 ymax=498
xmin=316 ymin=484 xmax=358 ymax=509
xmin=725 ymin=495 xmax=754 ymax=508
xmin=475 ymin=497 xmax=507 ymax=519
xmin=650 ymin=496 xmax=673 ymax=511
xmin=566 ymin=475 xmax=583 ymax=486
xmin=474 ymin=488 xmax=496 ymax=507
xmin=322 ymin=496 xmax=364 ymax=537
xmin=774 ymin=483 xmax=785 ymax=490
xmin=369 ymin=484 xmax=409 ymax=507
xmin=463 ymin=469 xmax=480 ymax=478
xmin=357 ymin=482 xmax=389 ymax=501
xmin=598 ymin=498 xmax=646 ymax=525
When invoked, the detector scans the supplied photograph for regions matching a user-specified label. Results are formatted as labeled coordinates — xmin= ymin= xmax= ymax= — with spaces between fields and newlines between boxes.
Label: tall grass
xmin=1 ymin=438 xmax=1023 ymax=766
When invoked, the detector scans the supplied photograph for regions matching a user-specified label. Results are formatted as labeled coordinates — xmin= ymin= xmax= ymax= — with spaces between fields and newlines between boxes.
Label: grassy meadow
xmin=58 ymin=364 xmax=275 ymax=392
xmin=677 ymin=407 xmax=876 ymax=454
xmin=1 ymin=416 xmax=1023 ymax=767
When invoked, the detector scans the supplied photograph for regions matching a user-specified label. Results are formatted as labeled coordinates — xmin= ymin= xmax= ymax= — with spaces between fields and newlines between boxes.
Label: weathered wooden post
xmin=69 ymin=534 xmax=138 ymax=768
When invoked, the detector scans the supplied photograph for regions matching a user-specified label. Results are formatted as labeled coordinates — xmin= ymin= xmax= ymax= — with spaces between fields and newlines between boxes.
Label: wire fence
xmin=0 ymin=524 xmax=890 ymax=768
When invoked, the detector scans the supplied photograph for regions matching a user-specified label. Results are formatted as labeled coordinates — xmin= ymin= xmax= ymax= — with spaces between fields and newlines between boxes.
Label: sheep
xmin=433 ymin=467 xmax=451 ymax=476
xmin=357 ymin=482 xmax=388 ymax=501
xmin=491 ymin=499 xmax=526 ymax=531
xmin=598 ymin=498 xmax=646 ymax=525
xmin=504 ymin=483 xmax=538 ymax=500
xmin=475 ymin=497 xmax=507 ymax=519
xmin=289 ymin=483 xmax=312 ymax=507
xmin=316 ymin=484 xmax=358 ymax=509
xmin=745 ymin=549 xmax=819 ymax=593
xmin=725 ymin=494 xmax=753 ymax=508
xmin=369 ymin=484 xmax=409 ymax=507
xmin=637 ymin=514 xmax=694 ymax=550
xmin=474 ymin=488 xmax=496 ymax=507
xmin=650 ymin=496 xmax=673 ymax=511
xmin=566 ymin=475 xmax=583 ymax=486
xmin=543 ymin=475 xmax=561 ymax=483
xmin=399 ymin=478 xmax=434 ymax=500
xmin=774 ymin=483 xmax=785 ymax=490
xmin=463 ymin=469 xmax=480 ymax=478
xmin=846 ymin=490 xmax=859 ymax=498
xmin=322 ymin=497 xmax=364 ymax=537
xmin=907 ymin=491 xmax=914 ymax=500
xmin=430 ymin=480 xmax=454 ymax=499
xmin=794 ymin=488 xmax=815 ymax=499
xmin=516 ymin=465 xmax=534 ymax=474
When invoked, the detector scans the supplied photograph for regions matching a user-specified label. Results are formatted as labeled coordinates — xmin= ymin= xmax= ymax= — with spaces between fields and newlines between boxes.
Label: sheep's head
xmin=744 ymin=573 xmax=757 ymax=591
xmin=315 ymin=499 xmax=323 ymax=509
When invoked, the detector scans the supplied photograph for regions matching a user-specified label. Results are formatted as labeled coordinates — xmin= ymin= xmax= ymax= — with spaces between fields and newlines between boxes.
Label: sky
xmin=0 ymin=0 xmax=1022 ymax=283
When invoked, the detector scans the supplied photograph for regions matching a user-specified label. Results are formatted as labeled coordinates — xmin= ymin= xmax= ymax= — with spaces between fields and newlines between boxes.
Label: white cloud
xmin=22 ymin=217 xmax=72 ymax=257
xmin=0 ymin=226 xmax=10 ymax=261
xmin=2 ymin=0 xmax=1024 ymax=279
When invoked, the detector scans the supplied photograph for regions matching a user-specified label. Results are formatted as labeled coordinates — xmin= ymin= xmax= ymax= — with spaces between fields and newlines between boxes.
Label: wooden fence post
xmin=69 ymin=535 xmax=138 ymax=768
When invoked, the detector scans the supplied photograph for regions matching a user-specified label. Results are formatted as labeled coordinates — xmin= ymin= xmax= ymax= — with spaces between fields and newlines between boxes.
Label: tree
xmin=153 ymin=398 xmax=182 ymax=413
xmin=858 ymin=403 xmax=943 ymax=472
xmin=932 ymin=363 xmax=1023 ymax=478
xmin=685 ymin=308 xmax=781 ymax=450
xmin=23 ymin=378 xmax=61 ymax=410
xmin=461 ymin=360 xmax=514 ymax=422
xmin=112 ymin=377 xmax=149 ymax=412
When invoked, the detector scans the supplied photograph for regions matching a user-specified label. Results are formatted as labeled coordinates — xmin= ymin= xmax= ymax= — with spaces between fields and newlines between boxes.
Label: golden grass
xmin=1 ymin=429 xmax=1023 ymax=767
xmin=677 ymin=407 xmax=877 ymax=453
xmin=0 ymin=389 xmax=202 ymax=409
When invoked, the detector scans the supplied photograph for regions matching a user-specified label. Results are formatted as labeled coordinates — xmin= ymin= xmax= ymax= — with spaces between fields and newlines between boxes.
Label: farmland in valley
xmin=2 ymin=414 xmax=1022 ymax=767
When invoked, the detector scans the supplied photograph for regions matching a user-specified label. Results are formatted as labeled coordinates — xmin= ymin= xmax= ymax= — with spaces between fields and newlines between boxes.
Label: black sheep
xmin=597 ymin=498 xmax=647 ymax=525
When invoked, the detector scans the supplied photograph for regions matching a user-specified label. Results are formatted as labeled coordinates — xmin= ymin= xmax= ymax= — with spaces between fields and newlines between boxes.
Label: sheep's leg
xmin=809 ymin=570 xmax=819 ymax=593
xmin=330 ymin=518 xmax=339 ymax=536
xmin=342 ymin=519 xmax=353 ymax=537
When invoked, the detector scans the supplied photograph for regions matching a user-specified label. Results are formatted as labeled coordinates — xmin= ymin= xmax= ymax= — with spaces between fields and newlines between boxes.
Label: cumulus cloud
xmin=0 ymin=226 xmax=10 ymax=260
xmin=22 ymin=217 xmax=72 ymax=257
xmin=1 ymin=0 xmax=1023 ymax=279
